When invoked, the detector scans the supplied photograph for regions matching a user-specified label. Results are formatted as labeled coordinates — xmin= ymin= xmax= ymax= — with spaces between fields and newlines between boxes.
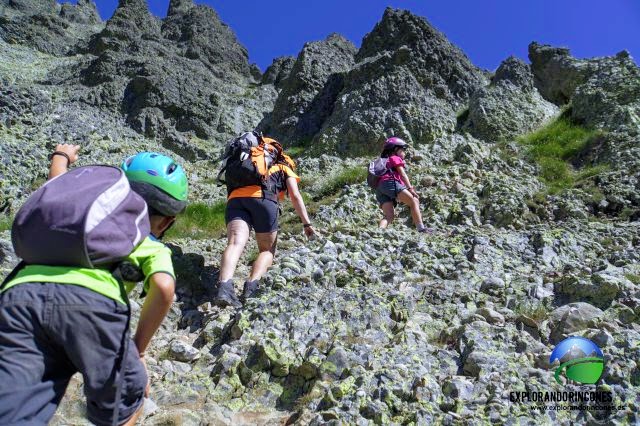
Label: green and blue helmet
xmin=121 ymin=152 xmax=188 ymax=216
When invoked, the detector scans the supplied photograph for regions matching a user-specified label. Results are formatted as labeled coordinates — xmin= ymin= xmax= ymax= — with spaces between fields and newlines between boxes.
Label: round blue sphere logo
xmin=550 ymin=336 xmax=604 ymax=385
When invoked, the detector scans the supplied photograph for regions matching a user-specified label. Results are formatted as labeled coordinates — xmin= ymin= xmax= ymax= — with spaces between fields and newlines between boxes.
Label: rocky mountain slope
xmin=1 ymin=1 xmax=639 ymax=425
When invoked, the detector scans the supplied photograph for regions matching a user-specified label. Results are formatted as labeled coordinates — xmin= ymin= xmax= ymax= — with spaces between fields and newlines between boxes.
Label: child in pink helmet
xmin=375 ymin=137 xmax=428 ymax=232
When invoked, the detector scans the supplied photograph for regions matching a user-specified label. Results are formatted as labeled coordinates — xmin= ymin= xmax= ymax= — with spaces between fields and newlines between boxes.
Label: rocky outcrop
xmin=59 ymin=0 xmax=100 ymax=25
xmin=528 ymin=43 xmax=640 ymax=218
xmin=0 ymin=0 xmax=101 ymax=55
xmin=529 ymin=42 xmax=640 ymax=134
xmin=258 ymin=34 xmax=356 ymax=143
xmin=88 ymin=0 xmax=161 ymax=55
xmin=261 ymin=56 xmax=295 ymax=88
xmin=313 ymin=8 xmax=487 ymax=154
xmin=465 ymin=56 xmax=557 ymax=141
xmin=572 ymin=51 xmax=640 ymax=134
xmin=0 ymin=0 xmax=57 ymax=16
xmin=528 ymin=42 xmax=599 ymax=105
xmin=161 ymin=0 xmax=253 ymax=78
xmin=76 ymin=0 xmax=274 ymax=158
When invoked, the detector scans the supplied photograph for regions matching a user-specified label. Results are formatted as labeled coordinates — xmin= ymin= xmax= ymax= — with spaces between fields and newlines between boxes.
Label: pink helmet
xmin=383 ymin=136 xmax=408 ymax=151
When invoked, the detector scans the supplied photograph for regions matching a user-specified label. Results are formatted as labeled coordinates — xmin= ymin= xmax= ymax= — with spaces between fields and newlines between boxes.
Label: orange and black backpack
xmin=217 ymin=131 xmax=295 ymax=196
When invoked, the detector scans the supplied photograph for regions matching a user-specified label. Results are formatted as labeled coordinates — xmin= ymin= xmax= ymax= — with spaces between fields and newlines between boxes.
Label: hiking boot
xmin=213 ymin=280 xmax=241 ymax=308
xmin=241 ymin=280 xmax=260 ymax=303
xmin=417 ymin=225 xmax=434 ymax=234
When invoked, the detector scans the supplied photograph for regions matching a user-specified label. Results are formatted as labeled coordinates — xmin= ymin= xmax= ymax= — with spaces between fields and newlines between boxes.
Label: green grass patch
xmin=625 ymin=274 xmax=640 ymax=285
xmin=284 ymin=136 xmax=314 ymax=159
xmin=0 ymin=215 xmax=13 ymax=232
xmin=575 ymin=164 xmax=610 ymax=182
xmin=517 ymin=116 xmax=604 ymax=194
xmin=316 ymin=166 xmax=368 ymax=199
xmin=165 ymin=201 xmax=227 ymax=240
xmin=285 ymin=146 xmax=308 ymax=158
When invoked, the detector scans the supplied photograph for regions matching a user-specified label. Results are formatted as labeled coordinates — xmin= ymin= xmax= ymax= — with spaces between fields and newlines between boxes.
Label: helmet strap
xmin=151 ymin=216 xmax=176 ymax=241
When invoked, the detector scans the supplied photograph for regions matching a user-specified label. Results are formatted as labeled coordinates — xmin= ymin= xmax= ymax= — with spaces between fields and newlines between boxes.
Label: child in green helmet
xmin=0 ymin=144 xmax=188 ymax=425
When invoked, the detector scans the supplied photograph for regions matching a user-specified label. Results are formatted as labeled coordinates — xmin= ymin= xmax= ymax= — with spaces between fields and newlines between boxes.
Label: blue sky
xmin=60 ymin=0 xmax=640 ymax=71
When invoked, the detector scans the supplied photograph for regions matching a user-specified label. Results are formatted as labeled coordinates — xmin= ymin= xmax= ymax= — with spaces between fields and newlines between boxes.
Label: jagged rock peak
xmin=359 ymin=7 xmax=468 ymax=61
xmin=118 ymin=0 xmax=149 ymax=8
xmin=465 ymin=54 xmax=557 ymax=141
xmin=492 ymin=56 xmax=534 ymax=89
xmin=528 ymin=41 xmax=639 ymax=107
xmin=325 ymin=32 xmax=352 ymax=45
xmin=89 ymin=0 xmax=160 ymax=54
xmin=167 ymin=0 xmax=193 ymax=16
xmin=261 ymin=56 xmax=295 ymax=87
xmin=161 ymin=1 xmax=251 ymax=77
xmin=294 ymin=33 xmax=358 ymax=64
xmin=528 ymin=41 xmax=596 ymax=104
xmin=60 ymin=0 xmax=101 ymax=25
xmin=356 ymin=7 xmax=486 ymax=102
xmin=308 ymin=8 xmax=488 ymax=152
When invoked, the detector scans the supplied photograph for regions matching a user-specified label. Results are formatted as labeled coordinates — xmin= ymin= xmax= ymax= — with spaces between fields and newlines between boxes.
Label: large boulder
xmin=548 ymin=302 xmax=604 ymax=344
xmin=465 ymin=56 xmax=557 ymax=141
xmin=258 ymin=33 xmax=357 ymax=144
xmin=313 ymin=8 xmax=487 ymax=154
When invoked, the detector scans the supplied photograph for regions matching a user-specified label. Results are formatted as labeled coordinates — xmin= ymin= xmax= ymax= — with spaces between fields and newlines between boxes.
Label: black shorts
xmin=0 ymin=283 xmax=147 ymax=426
xmin=375 ymin=179 xmax=407 ymax=206
xmin=225 ymin=197 xmax=279 ymax=233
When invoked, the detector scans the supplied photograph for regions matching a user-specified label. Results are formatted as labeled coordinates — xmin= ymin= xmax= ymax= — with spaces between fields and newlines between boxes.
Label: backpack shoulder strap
xmin=0 ymin=261 xmax=27 ymax=291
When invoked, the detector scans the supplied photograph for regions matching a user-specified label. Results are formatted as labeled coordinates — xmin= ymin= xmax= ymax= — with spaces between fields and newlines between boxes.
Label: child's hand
xmin=53 ymin=143 xmax=81 ymax=165
xmin=49 ymin=144 xmax=80 ymax=180
xmin=304 ymin=224 xmax=316 ymax=239
xmin=409 ymin=187 xmax=419 ymax=199
xmin=139 ymin=354 xmax=150 ymax=397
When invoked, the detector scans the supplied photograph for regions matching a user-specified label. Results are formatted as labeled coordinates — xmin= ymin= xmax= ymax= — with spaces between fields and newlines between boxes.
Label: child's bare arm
xmin=48 ymin=144 xmax=80 ymax=179
xmin=396 ymin=166 xmax=419 ymax=198
xmin=133 ymin=272 xmax=175 ymax=357
xmin=286 ymin=177 xmax=316 ymax=238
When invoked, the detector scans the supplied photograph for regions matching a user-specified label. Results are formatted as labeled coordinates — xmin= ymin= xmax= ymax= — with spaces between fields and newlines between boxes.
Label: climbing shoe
xmin=241 ymin=280 xmax=260 ymax=303
xmin=417 ymin=224 xmax=434 ymax=234
xmin=213 ymin=279 xmax=241 ymax=308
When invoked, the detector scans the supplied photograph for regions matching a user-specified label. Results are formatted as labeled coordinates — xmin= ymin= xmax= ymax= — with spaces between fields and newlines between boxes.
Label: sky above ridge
xmin=59 ymin=0 xmax=640 ymax=71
